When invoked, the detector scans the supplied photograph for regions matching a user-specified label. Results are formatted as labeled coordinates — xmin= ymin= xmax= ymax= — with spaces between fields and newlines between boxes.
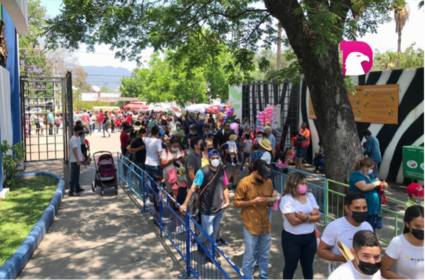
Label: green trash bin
xmin=403 ymin=146 xmax=424 ymax=181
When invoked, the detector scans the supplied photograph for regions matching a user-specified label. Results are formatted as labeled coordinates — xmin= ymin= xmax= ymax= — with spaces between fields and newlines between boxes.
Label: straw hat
xmin=259 ymin=139 xmax=272 ymax=151
xmin=229 ymin=134 xmax=238 ymax=141
xmin=133 ymin=125 xmax=142 ymax=131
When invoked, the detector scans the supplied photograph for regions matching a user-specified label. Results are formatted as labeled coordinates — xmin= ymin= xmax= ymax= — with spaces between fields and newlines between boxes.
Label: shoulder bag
xmin=194 ymin=167 xmax=220 ymax=209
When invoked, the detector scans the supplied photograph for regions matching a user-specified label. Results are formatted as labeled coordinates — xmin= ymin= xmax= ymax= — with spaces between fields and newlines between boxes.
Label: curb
xmin=0 ymin=172 xmax=65 ymax=279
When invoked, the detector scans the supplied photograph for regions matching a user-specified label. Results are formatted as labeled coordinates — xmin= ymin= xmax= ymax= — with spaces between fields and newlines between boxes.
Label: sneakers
xmin=68 ymin=192 xmax=80 ymax=197
xmin=176 ymin=225 xmax=186 ymax=234
xmin=216 ymin=237 xmax=229 ymax=246
xmin=254 ymin=263 xmax=272 ymax=269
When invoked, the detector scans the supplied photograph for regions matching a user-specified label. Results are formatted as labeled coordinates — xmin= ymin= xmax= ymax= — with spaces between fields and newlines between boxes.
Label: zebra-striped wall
xmin=240 ymin=68 xmax=424 ymax=184
xmin=304 ymin=68 xmax=424 ymax=184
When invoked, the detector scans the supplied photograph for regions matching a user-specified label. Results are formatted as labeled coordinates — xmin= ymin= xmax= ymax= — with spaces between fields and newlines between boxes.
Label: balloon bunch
xmin=217 ymin=105 xmax=236 ymax=123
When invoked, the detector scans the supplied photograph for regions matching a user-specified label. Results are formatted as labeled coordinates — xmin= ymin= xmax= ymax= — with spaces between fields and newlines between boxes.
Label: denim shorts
xmin=296 ymin=148 xmax=307 ymax=158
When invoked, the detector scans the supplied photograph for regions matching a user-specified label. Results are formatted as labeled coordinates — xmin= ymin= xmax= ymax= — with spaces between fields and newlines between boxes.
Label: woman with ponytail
xmin=349 ymin=158 xmax=388 ymax=232
xmin=381 ymin=205 xmax=424 ymax=279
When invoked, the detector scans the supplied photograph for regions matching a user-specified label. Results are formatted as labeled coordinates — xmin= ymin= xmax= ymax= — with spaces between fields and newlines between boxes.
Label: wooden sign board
xmin=309 ymin=84 xmax=399 ymax=125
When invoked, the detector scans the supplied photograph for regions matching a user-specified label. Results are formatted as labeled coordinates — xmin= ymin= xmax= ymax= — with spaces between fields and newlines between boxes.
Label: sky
xmin=41 ymin=0 xmax=424 ymax=72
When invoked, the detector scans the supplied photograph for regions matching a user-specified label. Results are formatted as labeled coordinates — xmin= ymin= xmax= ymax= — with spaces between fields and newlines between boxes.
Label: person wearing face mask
xmin=69 ymin=125 xmax=85 ymax=196
xmin=201 ymin=139 xmax=215 ymax=167
xmin=349 ymin=158 xmax=388 ymax=232
xmin=279 ymin=172 xmax=321 ymax=279
xmin=180 ymin=149 xmax=230 ymax=263
xmin=233 ymin=160 xmax=276 ymax=279
xmin=184 ymin=136 xmax=203 ymax=219
xmin=381 ymin=205 xmax=424 ymax=279
xmin=328 ymin=230 xmax=382 ymax=280
xmin=404 ymin=183 xmax=424 ymax=210
xmin=160 ymin=136 xmax=185 ymax=193
xmin=216 ymin=122 xmax=235 ymax=153
xmin=317 ymin=192 xmax=373 ymax=275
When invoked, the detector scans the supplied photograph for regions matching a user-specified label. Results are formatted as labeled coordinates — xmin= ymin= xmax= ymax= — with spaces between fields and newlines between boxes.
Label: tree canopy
xmin=44 ymin=0 xmax=418 ymax=184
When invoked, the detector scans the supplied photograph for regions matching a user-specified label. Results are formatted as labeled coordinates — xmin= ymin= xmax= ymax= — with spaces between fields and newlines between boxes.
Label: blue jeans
xmin=145 ymin=165 xmax=162 ymax=195
xmin=198 ymin=211 xmax=225 ymax=256
xmin=314 ymin=156 xmax=325 ymax=170
xmin=366 ymin=214 xmax=381 ymax=233
xmin=242 ymin=226 xmax=271 ymax=279
xmin=98 ymin=121 xmax=102 ymax=132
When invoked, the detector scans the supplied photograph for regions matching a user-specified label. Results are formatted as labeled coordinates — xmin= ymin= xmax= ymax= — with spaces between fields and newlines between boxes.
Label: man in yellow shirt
xmin=233 ymin=160 xmax=276 ymax=279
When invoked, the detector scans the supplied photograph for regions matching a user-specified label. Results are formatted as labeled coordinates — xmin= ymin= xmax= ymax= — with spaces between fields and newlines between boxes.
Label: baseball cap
xmin=208 ymin=149 xmax=220 ymax=158
xmin=407 ymin=183 xmax=424 ymax=196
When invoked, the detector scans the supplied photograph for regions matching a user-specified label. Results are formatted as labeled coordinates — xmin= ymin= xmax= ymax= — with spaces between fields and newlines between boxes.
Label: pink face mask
xmin=297 ymin=185 xmax=308 ymax=194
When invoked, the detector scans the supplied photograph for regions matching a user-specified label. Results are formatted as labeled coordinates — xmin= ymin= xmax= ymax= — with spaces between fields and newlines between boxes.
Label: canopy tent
xmin=184 ymin=103 xmax=210 ymax=114
xmin=124 ymin=102 xmax=149 ymax=111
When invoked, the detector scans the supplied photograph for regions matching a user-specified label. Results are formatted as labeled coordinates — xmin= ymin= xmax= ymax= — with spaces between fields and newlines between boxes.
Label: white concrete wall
xmin=0 ymin=67 xmax=13 ymax=185
xmin=0 ymin=0 xmax=28 ymax=34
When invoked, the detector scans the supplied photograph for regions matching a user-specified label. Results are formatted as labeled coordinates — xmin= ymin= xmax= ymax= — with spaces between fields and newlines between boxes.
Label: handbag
xmin=194 ymin=167 xmax=220 ymax=209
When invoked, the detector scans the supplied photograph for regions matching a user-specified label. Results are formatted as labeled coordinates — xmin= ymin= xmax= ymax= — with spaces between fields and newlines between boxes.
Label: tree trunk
xmin=397 ymin=31 xmax=401 ymax=68
xmin=353 ymin=14 xmax=360 ymax=38
xmin=265 ymin=0 xmax=363 ymax=186
xmin=277 ymin=25 xmax=282 ymax=70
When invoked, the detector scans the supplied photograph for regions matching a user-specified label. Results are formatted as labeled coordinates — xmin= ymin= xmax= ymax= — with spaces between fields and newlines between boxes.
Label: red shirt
xmin=120 ymin=131 xmax=130 ymax=148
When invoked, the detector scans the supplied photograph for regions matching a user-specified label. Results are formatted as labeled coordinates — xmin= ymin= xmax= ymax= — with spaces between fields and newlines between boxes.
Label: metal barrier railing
xmin=325 ymin=179 xmax=405 ymax=244
xmin=273 ymin=163 xmax=327 ymax=224
xmin=272 ymin=164 xmax=405 ymax=244
xmin=117 ymin=153 xmax=247 ymax=279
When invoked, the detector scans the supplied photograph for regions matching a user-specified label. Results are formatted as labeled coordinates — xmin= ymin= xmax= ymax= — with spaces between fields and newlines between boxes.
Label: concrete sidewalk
xmin=19 ymin=132 xmax=184 ymax=279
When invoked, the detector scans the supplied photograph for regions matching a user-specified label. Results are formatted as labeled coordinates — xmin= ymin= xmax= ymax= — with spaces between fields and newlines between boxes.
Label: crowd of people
xmin=67 ymin=107 xmax=423 ymax=279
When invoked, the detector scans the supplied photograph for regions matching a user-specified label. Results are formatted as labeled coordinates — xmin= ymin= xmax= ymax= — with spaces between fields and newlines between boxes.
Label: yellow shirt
xmin=233 ymin=174 xmax=274 ymax=235
xmin=405 ymin=199 xmax=424 ymax=210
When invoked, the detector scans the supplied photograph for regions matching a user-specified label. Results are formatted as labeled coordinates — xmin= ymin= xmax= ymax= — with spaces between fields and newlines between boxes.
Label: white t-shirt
xmin=226 ymin=141 xmax=237 ymax=152
xmin=322 ymin=217 xmax=373 ymax=255
xmin=328 ymin=260 xmax=381 ymax=280
xmin=160 ymin=148 xmax=184 ymax=171
xmin=385 ymin=234 xmax=424 ymax=279
xmin=261 ymin=151 xmax=272 ymax=164
xmin=69 ymin=135 xmax=83 ymax=163
xmin=143 ymin=137 xmax=163 ymax=166
xmin=279 ymin=192 xmax=319 ymax=235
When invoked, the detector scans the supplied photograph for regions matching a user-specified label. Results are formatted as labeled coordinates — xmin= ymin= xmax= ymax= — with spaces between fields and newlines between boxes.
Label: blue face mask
xmin=257 ymin=138 xmax=263 ymax=142
xmin=367 ymin=170 xmax=373 ymax=175
xmin=171 ymin=147 xmax=178 ymax=152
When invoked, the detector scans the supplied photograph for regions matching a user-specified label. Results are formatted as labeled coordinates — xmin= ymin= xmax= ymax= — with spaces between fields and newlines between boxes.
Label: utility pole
xmin=276 ymin=23 xmax=282 ymax=71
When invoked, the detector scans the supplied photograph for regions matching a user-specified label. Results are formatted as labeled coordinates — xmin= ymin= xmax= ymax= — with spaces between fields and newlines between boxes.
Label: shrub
xmin=1 ymin=141 xmax=26 ymax=188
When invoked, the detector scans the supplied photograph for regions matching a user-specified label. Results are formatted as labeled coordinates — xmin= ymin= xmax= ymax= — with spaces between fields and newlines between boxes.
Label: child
xmin=284 ymin=143 xmax=296 ymax=165
xmin=313 ymin=142 xmax=325 ymax=173
xmin=175 ymin=167 xmax=188 ymax=234
xmin=75 ymin=120 xmax=89 ymax=163
xmin=153 ymin=174 xmax=166 ymax=225
xmin=405 ymin=183 xmax=424 ymax=210
xmin=276 ymin=153 xmax=289 ymax=174
xmin=249 ymin=143 xmax=263 ymax=174
xmin=221 ymin=134 xmax=239 ymax=166
xmin=241 ymin=133 xmax=253 ymax=170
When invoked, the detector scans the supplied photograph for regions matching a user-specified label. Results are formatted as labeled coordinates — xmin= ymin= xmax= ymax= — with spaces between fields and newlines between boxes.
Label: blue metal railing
xmin=272 ymin=163 xmax=328 ymax=224
xmin=117 ymin=152 xmax=247 ymax=279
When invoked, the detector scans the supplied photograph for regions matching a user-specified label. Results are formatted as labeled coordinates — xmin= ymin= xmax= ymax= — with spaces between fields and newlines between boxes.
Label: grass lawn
xmin=0 ymin=175 xmax=58 ymax=267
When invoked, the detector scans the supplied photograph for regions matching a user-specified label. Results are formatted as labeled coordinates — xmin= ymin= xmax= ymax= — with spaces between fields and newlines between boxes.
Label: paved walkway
xmin=18 ymin=131 xmax=397 ymax=279
xmin=19 ymin=132 xmax=184 ymax=279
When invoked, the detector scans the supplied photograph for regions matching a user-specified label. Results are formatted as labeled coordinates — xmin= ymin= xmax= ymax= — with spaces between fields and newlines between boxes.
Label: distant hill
xmin=83 ymin=66 xmax=132 ymax=91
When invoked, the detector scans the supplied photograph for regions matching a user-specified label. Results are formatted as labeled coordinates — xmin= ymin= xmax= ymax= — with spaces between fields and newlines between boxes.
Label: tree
xmin=394 ymin=5 xmax=409 ymax=54
xmin=43 ymin=0 xmax=397 ymax=184
xmin=371 ymin=43 xmax=424 ymax=70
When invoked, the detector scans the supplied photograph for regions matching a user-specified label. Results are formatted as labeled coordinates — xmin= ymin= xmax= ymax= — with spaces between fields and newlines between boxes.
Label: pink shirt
xmin=81 ymin=113 xmax=90 ymax=123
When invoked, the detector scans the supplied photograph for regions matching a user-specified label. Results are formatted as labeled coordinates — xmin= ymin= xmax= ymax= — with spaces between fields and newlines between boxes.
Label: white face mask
xmin=211 ymin=159 xmax=220 ymax=167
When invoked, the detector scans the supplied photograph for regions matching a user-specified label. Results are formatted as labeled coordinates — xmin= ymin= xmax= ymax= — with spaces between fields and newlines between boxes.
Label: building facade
xmin=0 ymin=0 xmax=28 ymax=194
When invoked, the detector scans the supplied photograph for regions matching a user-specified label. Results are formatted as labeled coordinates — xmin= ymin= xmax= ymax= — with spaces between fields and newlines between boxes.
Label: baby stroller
xmin=84 ymin=139 xmax=91 ymax=163
xmin=91 ymin=151 xmax=118 ymax=196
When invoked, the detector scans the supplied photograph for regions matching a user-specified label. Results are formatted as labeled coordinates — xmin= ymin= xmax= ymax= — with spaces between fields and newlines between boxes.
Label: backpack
xmin=297 ymin=135 xmax=309 ymax=149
